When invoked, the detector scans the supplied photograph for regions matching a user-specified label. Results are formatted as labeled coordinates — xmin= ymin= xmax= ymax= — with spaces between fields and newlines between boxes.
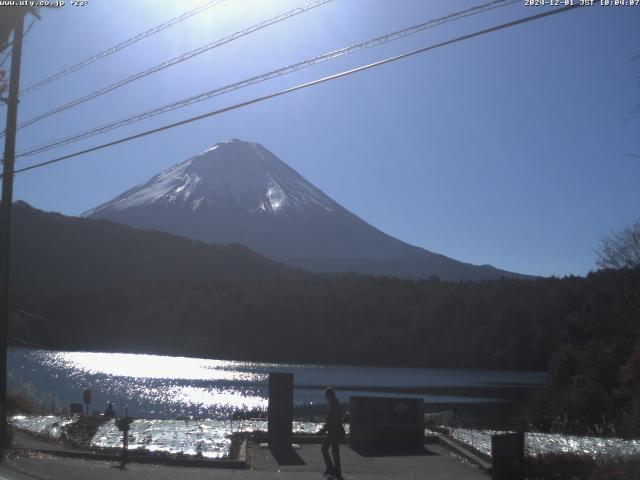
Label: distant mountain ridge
xmin=10 ymin=201 xmax=293 ymax=291
xmin=84 ymin=139 xmax=527 ymax=281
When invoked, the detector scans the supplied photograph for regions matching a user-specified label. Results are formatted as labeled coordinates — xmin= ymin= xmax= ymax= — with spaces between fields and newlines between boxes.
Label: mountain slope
xmin=10 ymin=201 xmax=293 ymax=291
xmin=84 ymin=139 xmax=526 ymax=281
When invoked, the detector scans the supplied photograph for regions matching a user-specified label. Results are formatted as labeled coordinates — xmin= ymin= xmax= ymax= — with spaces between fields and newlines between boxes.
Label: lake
xmin=9 ymin=347 xmax=547 ymax=419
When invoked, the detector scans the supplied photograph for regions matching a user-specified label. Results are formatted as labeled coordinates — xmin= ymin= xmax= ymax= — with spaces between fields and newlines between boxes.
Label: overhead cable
xmin=10 ymin=4 xmax=583 ymax=177
xmin=7 ymin=0 xmax=333 ymax=134
xmin=19 ymin=0 xmax=228 ymax=96
xmin=17 ymin=0 xmax=518 ymax=158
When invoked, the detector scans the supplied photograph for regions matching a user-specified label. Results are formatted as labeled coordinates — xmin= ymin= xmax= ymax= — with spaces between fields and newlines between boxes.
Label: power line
xmin=6 ymin=0 xmax=333 ymax=135
xmin=18 ymin=0 xmax=227 ymax=96
xmin=16 ymin=0 xmax=519 ymax=159
xmin=10 ymin=3 xmax=583 ymax=177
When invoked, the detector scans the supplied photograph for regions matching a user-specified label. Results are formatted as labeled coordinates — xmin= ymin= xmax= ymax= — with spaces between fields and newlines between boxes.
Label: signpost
xmin=116 ymin=416 xmax=132 ymax=469
xmin=82 ymin=388 xmax=91 ymax=416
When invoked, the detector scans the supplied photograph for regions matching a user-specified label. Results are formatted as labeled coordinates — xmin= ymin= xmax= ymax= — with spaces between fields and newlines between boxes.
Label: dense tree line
xmin=528 ymin=267 xmax=640 ymax=436
xmin=10 ymin=268 xmax=639 ymax=373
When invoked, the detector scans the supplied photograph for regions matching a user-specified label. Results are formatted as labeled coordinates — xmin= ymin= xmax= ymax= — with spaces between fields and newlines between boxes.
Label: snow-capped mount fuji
xmin=84 ymin=139 xmax=525 ymax=281
xmin=84 ymin=139 xmax=338 ymax=217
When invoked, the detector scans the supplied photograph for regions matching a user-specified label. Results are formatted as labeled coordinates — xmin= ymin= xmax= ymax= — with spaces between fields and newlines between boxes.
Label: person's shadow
xmin=350 ymin=444 xmax=437 ymax=458
xmin=269 ymin=444 xmax=306 ymax=465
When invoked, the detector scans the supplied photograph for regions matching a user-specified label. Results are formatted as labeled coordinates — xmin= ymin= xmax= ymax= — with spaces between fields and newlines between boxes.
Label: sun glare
xmin=51 ymin=351 xmax=263 ymax=381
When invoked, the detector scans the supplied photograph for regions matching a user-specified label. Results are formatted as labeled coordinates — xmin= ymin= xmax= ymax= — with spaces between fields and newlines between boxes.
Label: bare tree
xmin=596 ymin=221 xmax=640 ymax=269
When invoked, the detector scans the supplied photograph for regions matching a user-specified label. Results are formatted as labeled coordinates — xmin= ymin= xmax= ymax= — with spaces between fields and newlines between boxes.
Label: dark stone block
xmin=349 ymin=396 xmax=424 ymax=452
xmin=491 ymin=432 xmax=524 ymax=480
xmin=267 ymin=372 xmax=293 ymax=447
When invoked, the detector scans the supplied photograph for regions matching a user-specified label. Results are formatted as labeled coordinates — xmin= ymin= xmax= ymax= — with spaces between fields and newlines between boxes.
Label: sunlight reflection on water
xmin=13 ymin=415 xmax=640 ymax=461
xmin=15 ymin=349 xmax=271 ymax=418
xmin=48 ymin=351 xmax=264 ymax=382
xmin=10 ymin=347 xmax=547 ymax=420
xmin=162 ymin=385 xmax=266 ymax=411
xmin=92 ymin=418 xmax=328 ymax=458
xmin=10 ymin=415 xmax=326 ymax=459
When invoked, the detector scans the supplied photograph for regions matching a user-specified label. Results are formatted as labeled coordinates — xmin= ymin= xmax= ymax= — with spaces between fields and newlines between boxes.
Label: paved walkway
xmin=251 ymin=443 xmax=487 ymax=479
xmin=0 ymin=442 xmax=488 ymax=480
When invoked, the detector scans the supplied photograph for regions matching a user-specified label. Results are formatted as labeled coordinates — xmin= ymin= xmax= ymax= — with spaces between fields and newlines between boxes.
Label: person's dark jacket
xmin=319 ymin=398 xmax=345 ymax=441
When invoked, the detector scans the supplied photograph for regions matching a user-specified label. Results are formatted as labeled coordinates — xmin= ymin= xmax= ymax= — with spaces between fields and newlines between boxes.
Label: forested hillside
xmin=10 ymin=201 xmax=294 ymax=291
xmin=11 ymin=268 xmax=639 ymax=372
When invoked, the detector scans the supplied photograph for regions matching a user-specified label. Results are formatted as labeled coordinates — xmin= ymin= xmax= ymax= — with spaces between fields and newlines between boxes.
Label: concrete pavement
xmin=0 ymin=442 xmax=488 ymax=480
xmin=251 ymin=442 xmax=488 ymax=479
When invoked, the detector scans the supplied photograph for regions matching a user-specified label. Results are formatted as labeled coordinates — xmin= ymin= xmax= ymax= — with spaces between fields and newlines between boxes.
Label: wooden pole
xmin=0 ymin=11 xmax=25 ymax=458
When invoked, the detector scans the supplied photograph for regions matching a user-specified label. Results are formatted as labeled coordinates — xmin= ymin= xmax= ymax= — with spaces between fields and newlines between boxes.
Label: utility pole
xmin=0 ymin=11 xmax=25 ymax=458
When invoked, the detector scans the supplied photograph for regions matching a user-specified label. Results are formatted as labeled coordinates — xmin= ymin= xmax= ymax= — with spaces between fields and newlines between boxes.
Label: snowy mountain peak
xmin=83 ymin=139 xmax=336 ymax=217
xmin=83 ymin=139 xmax=527 ymax=281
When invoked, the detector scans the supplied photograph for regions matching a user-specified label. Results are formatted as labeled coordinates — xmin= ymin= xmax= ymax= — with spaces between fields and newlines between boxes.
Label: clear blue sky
xmin=3 ymin=0 xmax=639 ymax=277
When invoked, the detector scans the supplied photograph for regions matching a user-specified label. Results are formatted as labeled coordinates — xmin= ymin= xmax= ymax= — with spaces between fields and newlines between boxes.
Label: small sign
xmin=70 ymin=403 xmax=83 ymax=414
xmin=116 ymin=417 xmax=133 ymax=432
xmin=83 ymin=388 xmax=91 ymax=404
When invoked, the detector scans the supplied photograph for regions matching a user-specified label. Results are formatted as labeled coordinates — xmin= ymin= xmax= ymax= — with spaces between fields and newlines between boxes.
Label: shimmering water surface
xmin=12 ymin=349 xmax=638 ymax=461
xmin=92 ymin=418 xmax=329 ymax=458
xmin=10 ymin=414 xmax=345 ymax=459
xmin=13 ymin=415 xmax=640 ymax=460
xmin=11 ymin=415 xmax=76 ymax=439
xmin=9 ymin=347 xmax=546 ymax=419
xmin=452 ymin=428 xmax=640 ymax=459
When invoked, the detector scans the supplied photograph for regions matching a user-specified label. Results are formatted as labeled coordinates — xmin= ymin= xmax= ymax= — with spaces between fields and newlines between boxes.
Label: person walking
xmin=318 ymin=387 xmax=345 ymax=479
xmin=103 ymin=401 xmax=116 ymax=418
